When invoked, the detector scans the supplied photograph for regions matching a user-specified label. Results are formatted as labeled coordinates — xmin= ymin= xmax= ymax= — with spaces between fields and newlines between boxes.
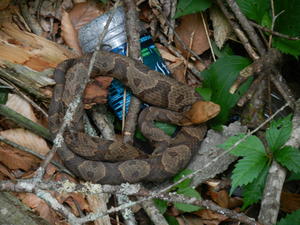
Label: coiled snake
xmin=48 ymin=51 xmax=220 ymax=184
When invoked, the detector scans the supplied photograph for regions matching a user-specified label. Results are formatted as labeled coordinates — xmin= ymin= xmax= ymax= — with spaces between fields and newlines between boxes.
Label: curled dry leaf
xmin=6 ymin=94 xmax=38 ymax=122
xmin=55 ymin=192 xmax=90 ymax=216
xmin=175 ymin=13 xmax=209 ymax=57
xmin=0 ymin=94 xmax=49 ymax=170
xmin=0 ymin=128 xmax=50 ymax=170
xmin=208 ymin=190 xmax=230 ymax=208
xmin=61 ymin=10 xmax=82 ymax=55
xmin=193 ymin=209 xmax=228 ymax=224
xmin=68 ymin=2 xmax=105 ymax=30
xmin=18 ymin=193 xmax=64 ymax=225
xmin=210 ymin=5 xmax=233 ymax=49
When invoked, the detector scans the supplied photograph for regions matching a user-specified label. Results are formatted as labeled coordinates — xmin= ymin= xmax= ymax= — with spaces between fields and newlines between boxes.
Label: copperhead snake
xmin=48 ymin=51 xmax=220 ymax=184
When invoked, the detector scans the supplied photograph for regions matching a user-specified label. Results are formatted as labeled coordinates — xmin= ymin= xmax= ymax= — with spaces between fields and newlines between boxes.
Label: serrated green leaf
xmin=219 ymin=134 xmax=266 ymax=157
xmin=272 ymin=38 xmax=300 ymax=57
xmin=195 ymin=87 xmax=212 ymax=101
xmin=173 ymin=169 xmax=193 ymax=189
xmin=266 ymin=115 xmax=292 ymax=152
xmin=274 ymin=146 xmax=300 ymax=173
xmin=288 ymin=172 xmax=300 ymax=181
xmin=165 ymin=215 xmax=180 ymax=225
xmin=174 ymin=187 xmax=201 ymax=212
xmin=236 ymin=0 xmax=270 ymax=24
xmin=230 ymin=153 xmax=268 ymax=194
xmin=272 ymin=0 xmax=300 ymax=56
xmin=201 ymin=56 xmax=251 ymax=127
xmin=277 ymin=209 xmax=300 ymax=225
xmin=153 ymin=199 xmax=168 ymax=214
xmin=175 ymin=0 xmax=212 ymax=18
xmin=242 ymin=163 xmax=269 ymax=209
xmin=274 ymin=0 xmax=300 ymax=36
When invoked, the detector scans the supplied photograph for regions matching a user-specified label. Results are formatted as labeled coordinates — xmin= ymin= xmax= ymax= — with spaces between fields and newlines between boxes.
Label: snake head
xmin=179 ymin=101 xmax=220 ymax=125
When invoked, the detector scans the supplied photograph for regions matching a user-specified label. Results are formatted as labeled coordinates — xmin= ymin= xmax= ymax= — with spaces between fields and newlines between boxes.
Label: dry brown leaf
xmin=172 ymin=63 xmax=187 ymax=84
xmin=6 ymin=94 xmax=38 ymax=122
xmin=194 ymin=209 xmax=228 ymax=223
xmin=54 ymin=192 xmax=90 ymax=216
xmin=210 ymin=5 xmax=233 ymax=49
xmin=68 ymin=2 xmax=105 ymax=30
xmin=177 ymin=216 xmax=204 ymax=225
xmin=175 ymin=13 xmax=209 ymax=57
xmin=61 ymin=10 xmax=82 ymax=55
xmin=0 ymin=128 xmax=49 ymax=170
xmin=1 ymin=93 xmax=49 ymax=152
xmin=281 ymin=192 xmax=300 ymax=213
xmin=18 ymin=193 xmax=63 ymax=225
xmin=208 ymin=190 xmax=229 ymax=208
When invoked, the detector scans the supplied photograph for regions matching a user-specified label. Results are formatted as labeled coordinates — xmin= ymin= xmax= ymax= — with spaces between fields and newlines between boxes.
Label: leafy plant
xmin=198 ymin=56 xmax=252 ymax=129
xmin=220 ymin=115 xmax=300 ymax=209
xmin=276 ymin=209 xmax=300 ymax=225
xmin=154 ymin=169 xmax=201 ymax=216
xmin=236 ymin=0 xmax=300 ymax=56
xmin=175 ymin=0 xmax=212 ymax=18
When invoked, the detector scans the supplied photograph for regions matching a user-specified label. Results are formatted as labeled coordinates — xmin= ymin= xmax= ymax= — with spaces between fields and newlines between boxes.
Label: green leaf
xmin=266 ymin=115 xmax=292 ymax=152
xmin=219 ymin=134 xmax=266 ymax=157
xmin=165 ymin=215 xmax=180 ymax=225
xmin=135 ymin=128 xmax=147 ymax=141
xmin=154 ymin=122 xmax=177 ymax=136
xmin=274 ymin=146 xmax=300 ymax=173
xmin=274 ymin=0 xmax=300 ymax=36
xmin=0 ymin=86 xmax=10 ymax=104
xmin=272 ymin=38 xmax=300 ymax=57
xmin=277 ymin=209 xmax=300 ymax=225
xmin=211 ymin=41 xmax=234 ymax=58
xmin=175 ymin=0 xmax=212 ymax=18
xmin=172 ymin=169 xmax=193 ymax=189
xmin=242 ymin=163 xmax=269 ymax=209
xmin=230 ymin=153 xmax=268 ymax=194
xmin=272 ymin=0 xmax=300 ymax=56
xmin=174 ymin=187 xmax=201 ymax=212
xmin=153 ymin=199 xmax=168 ymax=214
xmin=287 ymin=172 xmax=300 ymax=181
xmin=201 ymin=56 xmax=251 ymax=127
xmin=195 ymin=87 xmax=212 ymax=101
xmin=135 ymin=122 xmax=177 ymax=141
xmin=236 ymin=0 xmax=270 ymax=24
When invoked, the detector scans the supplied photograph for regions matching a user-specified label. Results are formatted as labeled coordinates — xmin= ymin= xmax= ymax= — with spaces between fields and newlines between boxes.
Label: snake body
xmin=48 ymin=51 xmax=219 ymax=184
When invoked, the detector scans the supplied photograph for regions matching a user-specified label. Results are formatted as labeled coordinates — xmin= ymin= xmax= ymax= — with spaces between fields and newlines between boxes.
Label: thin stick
xmin=0 ymin=104 xmax=51 ymax=141
xmin=201 ymin=12 xmax=216 ymax=62
xmin=216 ymin=0 xmax=259 ymax=60
xmin=249 ymin=21 xmax=300 ymax=41
xmin=225 ymin=0 xmax=266 ymax=56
